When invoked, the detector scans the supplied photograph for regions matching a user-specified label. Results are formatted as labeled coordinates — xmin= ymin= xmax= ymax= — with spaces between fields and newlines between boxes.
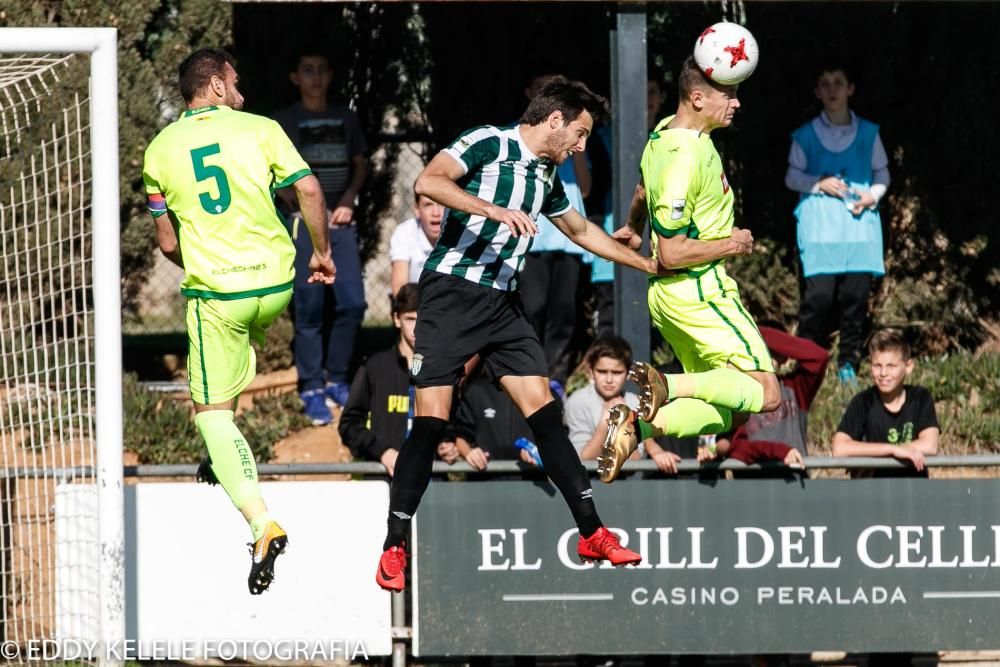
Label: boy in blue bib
xmin=785 ymin=63 xmax=890 ymax=383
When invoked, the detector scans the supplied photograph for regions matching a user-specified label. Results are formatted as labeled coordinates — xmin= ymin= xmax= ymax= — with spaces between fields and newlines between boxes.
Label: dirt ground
xmin=244 ymin=369 xmax=354 ymax=479
xmin=268 ymin=410 xmax=354 ymax=481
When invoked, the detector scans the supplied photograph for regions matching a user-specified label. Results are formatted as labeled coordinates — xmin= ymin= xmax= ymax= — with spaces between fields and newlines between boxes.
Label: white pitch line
xmin=502 ymin=593 xmax=614 ymax=602
xmin=923 ymin=591 xmax=1000 ymax=599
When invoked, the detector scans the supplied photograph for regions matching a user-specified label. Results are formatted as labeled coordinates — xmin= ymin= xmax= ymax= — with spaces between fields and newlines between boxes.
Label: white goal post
xmin=0 ymin=27 xmax=123 ymax=662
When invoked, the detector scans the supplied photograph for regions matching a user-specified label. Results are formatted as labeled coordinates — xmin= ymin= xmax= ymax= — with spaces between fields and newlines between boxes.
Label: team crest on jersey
xmin=671 ymin=199 xmax=686 ymax=220
xmin=720 ymin=172 xmax=730 ymax=194
xmin=411 ymin=354 xmax=424 ymax=377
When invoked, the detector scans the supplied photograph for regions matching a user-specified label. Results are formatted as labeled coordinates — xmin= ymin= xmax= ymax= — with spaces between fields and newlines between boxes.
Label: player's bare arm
xmin=626 ymin=179 xmax=648 ymax=236
xmin=656 ymin=226 xmax=753 ymax=270
xmin=415 ymin=152 xmax=538 ymax=238
xmin=549 ymin=207 xmax=657 ymax=275
xmin=293 ymin=173 xmax=336 ymax=284
xmin=605 ymin=180 xmax=650 ymax=251
xmin=154 ymin=211 xmax=183 ymax=268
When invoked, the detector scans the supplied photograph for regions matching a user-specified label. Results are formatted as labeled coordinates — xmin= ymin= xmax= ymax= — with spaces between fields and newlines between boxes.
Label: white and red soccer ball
xmin=693 ymin=22 xmax=759 ymax=86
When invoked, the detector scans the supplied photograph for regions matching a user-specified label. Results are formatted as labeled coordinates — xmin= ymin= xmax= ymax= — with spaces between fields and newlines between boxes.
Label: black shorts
xmin=411 ymin=272 xmax=548 ymax=388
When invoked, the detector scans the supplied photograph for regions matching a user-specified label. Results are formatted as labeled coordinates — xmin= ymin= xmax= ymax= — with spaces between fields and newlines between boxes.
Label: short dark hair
xmin=393 ymin=283 xmax=420 ymax=315
xmin=412 ymin=183 xmax=428 ymax=204
xmin=519 ymin=76 xmax=609 ymax=126
xmin=585 ymin=334 xmax=633 ymax=368
xmin=678 ymin=55 xmax=717 ymax=101
xmin=292 ymin=50 xmax=331 ymax=72
xmin=868 ymin=328 xmax=911 ymax=361
xmin=178 ymin=48 xmax=235 ymax=103
xmin=817 ymin=62 xmax=853 ymax=84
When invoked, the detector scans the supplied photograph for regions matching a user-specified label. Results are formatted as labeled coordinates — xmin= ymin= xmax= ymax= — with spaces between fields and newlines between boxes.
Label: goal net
xmin=0 ymin=29 xmax=123 ymax=662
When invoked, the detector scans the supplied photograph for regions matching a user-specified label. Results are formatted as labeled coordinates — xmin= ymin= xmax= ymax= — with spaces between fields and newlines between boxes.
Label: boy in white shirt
xmin=388 ymin=190 xmax=445 ymax=297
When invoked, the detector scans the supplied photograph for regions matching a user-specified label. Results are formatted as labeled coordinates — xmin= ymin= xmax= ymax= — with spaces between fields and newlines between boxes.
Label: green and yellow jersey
xmin=641 ymin=116 xmax=771 ymax=373
xmin=641 ymin=115 xmax=737 ymax=303
xmin=143 ymin=105 xmax=311 ymax=299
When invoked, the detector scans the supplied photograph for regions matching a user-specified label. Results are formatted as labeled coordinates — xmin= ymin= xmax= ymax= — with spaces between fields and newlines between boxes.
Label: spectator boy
xmin=339 ymin=284 xmax=421 ymax=477
xmin=697 ymin=326 xmax=826 ymax=469
xmin=274 ymin=49 xmax=369 ymax=424
xmin=389 ymin=189 xmax=445 ymax=297
xmin=786 ymin=63 xmax=890 ymax=384
xmin=566 ymin=335 xmax=677 ymax=474
xmin=452 ymin=364 xmax=539 ymax=473
xmin=832 ymin=329 xmax=939 ymax=477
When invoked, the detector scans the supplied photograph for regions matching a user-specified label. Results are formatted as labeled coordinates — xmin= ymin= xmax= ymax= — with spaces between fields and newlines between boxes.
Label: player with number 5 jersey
xmin=142 ymin=49 xmax=335 ymax=595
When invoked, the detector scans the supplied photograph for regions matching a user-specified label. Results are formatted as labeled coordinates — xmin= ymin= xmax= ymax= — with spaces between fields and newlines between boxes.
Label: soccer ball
xmin=693 ymin=22 xmax=759 ymax=86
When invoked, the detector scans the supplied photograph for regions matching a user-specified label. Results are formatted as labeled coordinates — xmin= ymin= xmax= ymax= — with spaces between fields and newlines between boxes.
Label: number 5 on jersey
xmin=191 ymin=144 xmax=232 ymax=214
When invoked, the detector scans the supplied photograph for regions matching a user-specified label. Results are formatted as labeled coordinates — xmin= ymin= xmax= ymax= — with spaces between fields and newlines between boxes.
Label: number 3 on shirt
xmin=190 ymin=144 xmax=231 ymax=215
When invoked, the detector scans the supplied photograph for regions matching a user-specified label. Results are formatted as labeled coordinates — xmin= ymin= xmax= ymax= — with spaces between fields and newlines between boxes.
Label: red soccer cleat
xmin=577 ymin=527 xmax=642 ymax=567
xmin=376 ymin=544 xmax=408 ymax=591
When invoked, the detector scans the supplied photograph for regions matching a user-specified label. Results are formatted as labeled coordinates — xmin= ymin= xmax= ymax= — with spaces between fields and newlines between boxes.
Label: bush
xmin=725 ymin=238 xmax=800 ymax=332
xmin=123 ymin=373 xmax=311 ymax=464
xmin=254 ymin=309 xmax=295 ymax=374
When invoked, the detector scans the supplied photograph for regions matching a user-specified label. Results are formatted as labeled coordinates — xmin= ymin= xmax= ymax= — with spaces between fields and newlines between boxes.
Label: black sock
xmin=384 ymin=416 xmax=448 ymax=550
xmin=526 ymin=401 xmax=602 ymax=538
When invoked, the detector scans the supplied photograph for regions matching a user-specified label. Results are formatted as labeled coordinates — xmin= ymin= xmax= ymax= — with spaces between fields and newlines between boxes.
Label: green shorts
xmin=648 ymin=265 xmax=773 ymax=374
xmin=186 ymin=289 xmax=292 ymax=405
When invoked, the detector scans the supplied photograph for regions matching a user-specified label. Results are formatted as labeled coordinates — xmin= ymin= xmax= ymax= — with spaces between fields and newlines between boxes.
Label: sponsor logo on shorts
xmin=411 ymin=354 xmax=423 ymax=377
xmin=483 ymin=408 xmax=496 ymax=419
xmin=211 ymin=263 xmax=268 ymax=276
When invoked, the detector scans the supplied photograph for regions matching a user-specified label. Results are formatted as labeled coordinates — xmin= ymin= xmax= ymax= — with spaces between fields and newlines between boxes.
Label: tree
xmin=1 ymin=0 xmax=233 ymax=315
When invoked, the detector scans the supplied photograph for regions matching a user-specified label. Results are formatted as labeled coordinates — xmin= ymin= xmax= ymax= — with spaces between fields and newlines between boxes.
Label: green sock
xmin=194 ymin=410 xmax=263 ymax=512
xmin=647 ymin=398 xmax=732 ymax=438
xmin=249 ymin=512 xmax=273 ymax=542
xmin=637 ymin=418 xmax=655 ymax=442
xmin=687 ymin=368 xmax=765 ymax=413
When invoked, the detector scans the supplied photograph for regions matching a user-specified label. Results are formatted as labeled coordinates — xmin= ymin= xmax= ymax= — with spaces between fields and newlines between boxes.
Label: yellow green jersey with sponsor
xmin=641 ymin=116 xmax=772 ymax=373
xmin=143 ymin=105 xmax=311 ymax=299
xmin=642 ymin=115 xmax=735 ymax=278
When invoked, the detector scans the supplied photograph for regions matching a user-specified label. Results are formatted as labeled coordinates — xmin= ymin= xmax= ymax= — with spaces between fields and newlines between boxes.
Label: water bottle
xmin=840 ymin=174 xmax=861 ymax=211
xmin=515 ymin=437 xmax=543 ymax=469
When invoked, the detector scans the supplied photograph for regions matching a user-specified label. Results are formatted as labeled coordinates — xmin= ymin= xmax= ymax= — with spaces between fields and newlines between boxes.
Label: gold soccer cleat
xmin=629 ymin=361 xmax=669 ymax=422
xmin=597 ymin=404 xmax=638 ymax=484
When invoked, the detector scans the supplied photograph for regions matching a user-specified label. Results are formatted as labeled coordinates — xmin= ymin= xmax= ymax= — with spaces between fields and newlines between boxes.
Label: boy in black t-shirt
xmin=832 ymin=329 xmax=939 ymax=477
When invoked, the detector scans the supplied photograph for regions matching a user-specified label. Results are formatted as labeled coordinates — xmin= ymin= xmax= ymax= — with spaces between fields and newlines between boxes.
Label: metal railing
xmin=14 ymin=456 xmax=997 ymax=480
xmin=120 ymin=455 xmax=1000 ymax=479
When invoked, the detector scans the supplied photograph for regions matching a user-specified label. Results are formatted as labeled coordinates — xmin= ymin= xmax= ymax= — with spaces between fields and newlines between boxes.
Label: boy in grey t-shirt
xmin=564 ymin=335 xmax=679 ymax=474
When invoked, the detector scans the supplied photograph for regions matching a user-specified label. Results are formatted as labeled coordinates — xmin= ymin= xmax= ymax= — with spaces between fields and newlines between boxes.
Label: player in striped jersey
xmin=143 ymin=49 xmax=335 ymax=594
xmin=597 ymin=57 xmax=783 ymax=483
xmin=375 ymin=77 xmax=662 ymax=591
